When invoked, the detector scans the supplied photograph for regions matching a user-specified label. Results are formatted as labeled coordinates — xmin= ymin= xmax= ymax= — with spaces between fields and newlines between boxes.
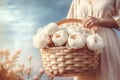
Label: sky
xmin=0 ymin=0 xmax=73 ymax=80
xmin=0 ymin=0 xmax=120 ymax=80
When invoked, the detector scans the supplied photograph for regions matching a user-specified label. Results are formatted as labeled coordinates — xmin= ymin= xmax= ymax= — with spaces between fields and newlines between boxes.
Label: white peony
xmin=86 ymin=34 xmax=105 ymax=53
xmin=58 ymin=25 xmax=67 ymax=30
xmin=81 ymin=28 xmax=93 ymax=38
xmin=37 ymin=27 xmax=44 ymax=34
xmin=67 ymin=27 xmax=83 ymax=34
xmin=32 ymin=32 xmax=50 ymax=49
xmin=52 ymin=30 xmax=68 ymax=47
xmin=68 ymin=32 xmax=85 ymax=49
xmin=44 ymin=22 xmax=58 ymax=35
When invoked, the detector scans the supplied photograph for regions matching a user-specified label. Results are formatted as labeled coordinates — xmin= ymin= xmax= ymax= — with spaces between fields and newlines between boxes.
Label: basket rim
xmin=40 ymin=46 xmax=96 ymax=53
xmin=57 ymin=18 xmax=82 ymax=26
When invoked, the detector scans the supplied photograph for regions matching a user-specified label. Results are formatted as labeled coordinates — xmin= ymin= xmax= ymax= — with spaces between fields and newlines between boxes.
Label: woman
xmin=66 ymin=0 xmax=120 ymax=80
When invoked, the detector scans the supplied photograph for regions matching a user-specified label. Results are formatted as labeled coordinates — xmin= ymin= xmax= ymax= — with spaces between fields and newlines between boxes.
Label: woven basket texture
xmin=40 ymin=47 xmax=99 ymax=77
xmin=40 ymin=19 xmax=99 ymax=77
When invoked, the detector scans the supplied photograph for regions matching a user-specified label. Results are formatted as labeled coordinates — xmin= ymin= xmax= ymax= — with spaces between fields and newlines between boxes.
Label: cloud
xmin=0 ymin=0 xmax=5 ymax=7
xmin=0 ymin=0 xmax=73 ymax=80
xmin=0 ymin=10 xmax=16 ymax=23
xmin=5 ymin=0 xmax=72 ymax=26
xmin=11 ymin=21 xmax=36 ymax=32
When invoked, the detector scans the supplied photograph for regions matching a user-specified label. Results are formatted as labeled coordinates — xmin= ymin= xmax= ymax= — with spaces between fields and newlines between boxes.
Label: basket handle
xmin=57 ymin=19 xmax=82 ymax=26
xmin=57 ymin=19 xmax=95 ymax=33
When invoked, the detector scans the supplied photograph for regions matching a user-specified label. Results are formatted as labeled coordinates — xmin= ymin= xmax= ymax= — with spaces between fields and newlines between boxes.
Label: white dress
xmin=66 ymin=0 xmax=120 ymax=80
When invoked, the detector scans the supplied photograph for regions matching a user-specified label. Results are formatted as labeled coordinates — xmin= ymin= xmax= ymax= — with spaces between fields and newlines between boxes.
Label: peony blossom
xmin=81 ymin=28 xmax=93 ymax=38
xmin=58 ymin=25 xmax=67 ymax=30
xmin=44 ymin=22 xmax=58 ymax=35
xmin=67 ymin=27 xmax=83 ymax=34
xmin=52 ymin=30 xmax=69 ymax=46
xmin=68 ymin=32 xmax=85 ymax=49
xmin=86 ymin=34 xmax=105 ymax=53
xmin=37 ymin=27 xmax=44 ymax=34
xmin=32 ymin=32 xmax=50 ymax=49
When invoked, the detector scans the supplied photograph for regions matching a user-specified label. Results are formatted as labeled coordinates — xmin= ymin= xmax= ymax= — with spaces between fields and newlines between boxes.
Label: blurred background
xmin=0 ymin=0 xmax=73 ymax=80
xmin=0 ymin=0 xmax=120 ymax=80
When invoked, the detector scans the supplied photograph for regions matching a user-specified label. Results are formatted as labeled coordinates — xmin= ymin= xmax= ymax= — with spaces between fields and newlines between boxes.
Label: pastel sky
xmin=0 ymin=0 xmax=120 ymax=80
xmin=0 ymin=0 xmax=73 ymax=80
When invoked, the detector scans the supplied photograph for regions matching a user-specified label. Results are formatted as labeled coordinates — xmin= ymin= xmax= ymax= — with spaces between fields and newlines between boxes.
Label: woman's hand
xmin=82 ymin=16 xmax=119 ymax=29
xmin=82 ymin=16 xmax=101 ymax=28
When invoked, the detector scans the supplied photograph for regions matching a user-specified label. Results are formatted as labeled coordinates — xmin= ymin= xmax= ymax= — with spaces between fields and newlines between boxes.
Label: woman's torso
xmin=75 ymin=0 xmax=116 ymax=19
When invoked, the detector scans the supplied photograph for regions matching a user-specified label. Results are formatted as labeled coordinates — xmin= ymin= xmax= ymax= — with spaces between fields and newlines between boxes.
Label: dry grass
xmin=0 ymin=65 xmax=22 ymax=80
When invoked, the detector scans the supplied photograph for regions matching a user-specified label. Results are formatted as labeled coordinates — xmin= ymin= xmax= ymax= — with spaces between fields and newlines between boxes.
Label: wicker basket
xmin=40 ymin=19 xmax=99 ymax=77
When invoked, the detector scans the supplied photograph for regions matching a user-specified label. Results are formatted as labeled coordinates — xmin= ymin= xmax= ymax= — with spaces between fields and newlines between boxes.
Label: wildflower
xmin=24 ymin=68 xmax=31 ymax=77
xmin=0 ymin=50 xmax=4 ymax=56
xmin=33 ymin=75 xmax=39 ymax=80
xmin=86 ymin=34 xmax=105 ymax=53
xmin=8 ymin=58 xmax=14 ymax=64
xmin=28 ymin=66 xmax=33 ymax=71
xmin=39 ymin=69 xmax=44 ymax=76
xmin=68 ymin=32 xmax=85 ymax=49
xmin=15 ymin=68 xmax=23 ymax=73
xmin=19 ymin=63 xmax=25 ymax=68
xmin=16 ymin=49 xmax=21 ymax=55
xmin=0 ymin=63 xmax=2 ymax=71
xmin=28 ymin=55 xmax=32 ymax=65
xmin=12 ymin=53 xmax=18 ymax=60
xmin=19 ymin=76 xmax=24 ymax=80
xmin=5 ymin=64 xmax=12 ymax=70
xmin=52 ymin=30 xmax=68 ymax=46
xmin=28 ymin=55 xmax=32 ymax=61
xmin=4 ymin=49 xmax=9 ymax=56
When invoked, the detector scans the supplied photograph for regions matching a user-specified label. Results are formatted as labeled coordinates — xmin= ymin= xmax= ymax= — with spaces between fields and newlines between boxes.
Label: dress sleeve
xmin=66 ymin=0 xmax=80 ymax=19
xmin=113 ymin=0 xmax=120 ymax=30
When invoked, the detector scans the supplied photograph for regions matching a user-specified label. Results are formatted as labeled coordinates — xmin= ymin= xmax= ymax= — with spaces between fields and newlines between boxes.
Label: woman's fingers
xmin=83 ymin=16 xmax=93 ymax=28
xmin=82 ymin=16 xmax=99 ymax=28
xmin=82 ymin=16 xmax=92 ymax=27
xmin=88 ymin=21 xmax=94 ymax=28
xmin=85 ymin=19 xmax=94 ymax=28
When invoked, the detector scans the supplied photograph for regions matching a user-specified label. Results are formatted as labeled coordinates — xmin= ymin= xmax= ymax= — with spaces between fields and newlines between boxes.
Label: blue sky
xmin=0 ymin=0 xmax=73 ymax=80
